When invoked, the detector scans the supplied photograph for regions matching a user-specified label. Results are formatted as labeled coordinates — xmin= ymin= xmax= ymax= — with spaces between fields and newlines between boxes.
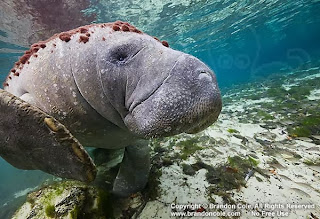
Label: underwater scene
xmin=0 ymin=0 xmax=320 ymax=218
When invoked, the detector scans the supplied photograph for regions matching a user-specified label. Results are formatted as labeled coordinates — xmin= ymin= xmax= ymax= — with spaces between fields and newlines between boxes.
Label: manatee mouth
xmin=127 ymin=56 xmax=182 ymax=113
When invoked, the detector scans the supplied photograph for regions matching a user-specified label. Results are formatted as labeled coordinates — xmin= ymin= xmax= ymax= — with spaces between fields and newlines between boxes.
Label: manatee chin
xmin=124 ymin=55 xmax=222 ymax=138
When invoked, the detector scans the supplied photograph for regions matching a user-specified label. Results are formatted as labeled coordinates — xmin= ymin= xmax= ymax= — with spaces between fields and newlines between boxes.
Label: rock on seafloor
xmin=12 ymin=181 xmax=112 ymax=219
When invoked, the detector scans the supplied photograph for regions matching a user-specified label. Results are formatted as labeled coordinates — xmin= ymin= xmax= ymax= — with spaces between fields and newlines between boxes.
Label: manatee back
xmin=3 ymin=23 xmax=142 ymax=148
xmin=3 ymin=22 xmax=144 ymax=129
xmin=4 ymin=32 xmax=89 ymax=123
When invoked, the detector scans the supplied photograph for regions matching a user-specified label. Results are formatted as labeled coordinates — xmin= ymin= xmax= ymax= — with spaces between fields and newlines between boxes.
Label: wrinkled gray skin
xmin=1 ymin=24 xmax=222 ymax=196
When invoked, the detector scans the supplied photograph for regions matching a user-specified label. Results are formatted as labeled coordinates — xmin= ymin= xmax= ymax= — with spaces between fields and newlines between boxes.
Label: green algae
xmin=92 ymin=189 xmax=113 ymax=219
xmin=176 ymin=137 xmax=203 ymax=160
xmin=228 ymin=156 xmax=259 ymax=168
xmin=267 ymin=87 xmax=288 ymax=100
xmin=227 ymin=128 xmax=239 ymax=134
xmin=256 ymin=110 xmax=275 ymax=120
xmin=288 ymin=127 xmax=311 ymax=137
xmin=248 ymin=155 xmax=260 ymax=166
xmin=302 ymin=115 xmax=320 ymax=126
xmin=182 ymin=163 xmax=196 ymax=176
xmin=304 ymin=77 xmax=320 ymax=88
xmin=288 ymin=114 xmax=320 ymax=137
xmin=247 ymin=94 xmax=261 ymax=100
xmin=22 ymin=180 xmax=114 ymax=219
xmin=70 ymin=206 xmax=79 ymax=219
xmin=266 ymin=81 xmax=312 ymax=102
xmin=288 ymin=85 xmax=311 ymax=100
xmin=190 ymin=156 xmax=267 ymax=205
xmin=256 ymin=176 xmax=263 ymax=182
xmin=142 ymin=151 xmax=164 ymax=201
xmin=45 ymin=204 xmax=55 ymax=218
xmin=303 ymin=158 xmax=320 ymax=166
xmin=145 ymin=166 xmax=162 ymax=201
xmin=201 ymin=156 xmax=263 ymax=205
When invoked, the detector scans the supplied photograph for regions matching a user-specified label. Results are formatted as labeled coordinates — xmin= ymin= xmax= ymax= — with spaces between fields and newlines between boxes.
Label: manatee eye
xmin=108 ymin=43 xmax=142 ymax=66
xmin=110 ymin=46 xmax=131 ymax=65
xmin=116 ymin=53 xmax=128 ymax=62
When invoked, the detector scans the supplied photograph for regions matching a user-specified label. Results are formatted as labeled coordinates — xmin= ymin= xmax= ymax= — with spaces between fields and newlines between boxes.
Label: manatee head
xmin=95 ymin=24 xmax=222 ymax=138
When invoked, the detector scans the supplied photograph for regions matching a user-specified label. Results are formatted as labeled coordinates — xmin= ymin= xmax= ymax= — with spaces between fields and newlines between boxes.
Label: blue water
xmin=0 ymin=0 xmax=320 ymax=217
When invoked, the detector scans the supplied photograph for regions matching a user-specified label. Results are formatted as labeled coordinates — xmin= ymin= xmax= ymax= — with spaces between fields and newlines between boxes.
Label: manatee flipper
xmin=0 ymin=89 xmax=96 ymax=182
xmin=112 ymin=140 xmax=150 ymax=197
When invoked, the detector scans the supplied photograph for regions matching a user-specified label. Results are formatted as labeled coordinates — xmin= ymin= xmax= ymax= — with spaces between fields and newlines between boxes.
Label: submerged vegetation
xmin=303 ymin=158 xmax=320 ymax=166
xmin=227 ymin=128 xmax=239 ymax=134
xmin=45 ymin=204 xmax=55 ymax=218
xmin=14 ymin=180 xmax=114 ymax=219
xmin=288 ymin=114 xmax=320 ymax=137
xmin=223 ymin=67 xmax=320 ymax=140
xmin=177 ymin=137 xmax=204 ymax=160
xmin=195 ymin=156 xmax=265 ymax=204
xmin=179 ymin=155 xmax=266 ymax=205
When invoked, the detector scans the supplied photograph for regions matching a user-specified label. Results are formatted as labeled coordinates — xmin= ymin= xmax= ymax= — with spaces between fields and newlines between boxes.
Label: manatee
xmin=0 ymin=21 xmax=222 ymax=196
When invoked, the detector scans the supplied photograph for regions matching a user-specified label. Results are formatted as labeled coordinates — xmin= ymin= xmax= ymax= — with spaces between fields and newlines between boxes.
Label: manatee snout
xmin=124 ymin=54 xmax=222 ymax=138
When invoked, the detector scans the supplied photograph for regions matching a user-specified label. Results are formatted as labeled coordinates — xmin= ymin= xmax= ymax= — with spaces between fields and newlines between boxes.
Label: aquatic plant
xmin=303 ymin=158 xmax=320 ymax=166
xmin=176 ymin=137 xmax=203 ymax=160
xmin=267 ymin=87 xmax=288 ymax=100
xmin=45 ymin=204 xmax=55 ymax=218
xmin=93 ymin=189 xmax=114 ymax=219
xmin=144 ymin=165 xmax=162 ymax=201
xmin=189 ymin=156 xmax=266 ymax=205
xmin=14 ymin=180 xmax=114 ymax=218
xmin=256 ymin=110 xmax=275 ymax=120
xmin=288 ymin=127 xmax=311 ymax=137
xmin=196 ymin=156 xmax=268 ymax=204
xmin=70 ymin=206 xmax=79 ymax=219
xmin=287 ymin=85 xmax=311 ymax=100
xmin=227 ymin=128 xmax=239 ymax=134
xmin=182 ymin=163 xmax=196 ymax=176
xmin=288 ymin=114 xmax=320 ymax=137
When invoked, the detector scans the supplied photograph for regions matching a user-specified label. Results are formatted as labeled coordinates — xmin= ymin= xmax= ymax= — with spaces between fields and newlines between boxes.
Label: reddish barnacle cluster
xmin=79 ymin=35 xmax=89 ymax=43
xmin=162 ymin=40 xmax=169 ymax=47
xmin=55 ymin=21 xmax=144 ymax=45
xmin=2 ymin=40 xmax=50 ymax=87
xmin=59 ymin=32 xmax=72 ymax=42
xmin=112 ymin=21 xmax=142 ymax=34
xmin=153 ymin=37 xmax=170 ymax=47
xmin=111 ymin=21 xmax=169 ymax=47
xmin=79 ymin=27 xmax=88 ymax=33
xmin=3 ymin=21 xmax=170 ymax=88
xmin=153 ymin=37 xmax=160 ymax=42
xmin=21 ymin=43 xmax=47 ymax=64
xmin=112 ymin=25 xmax=120 ymax=31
